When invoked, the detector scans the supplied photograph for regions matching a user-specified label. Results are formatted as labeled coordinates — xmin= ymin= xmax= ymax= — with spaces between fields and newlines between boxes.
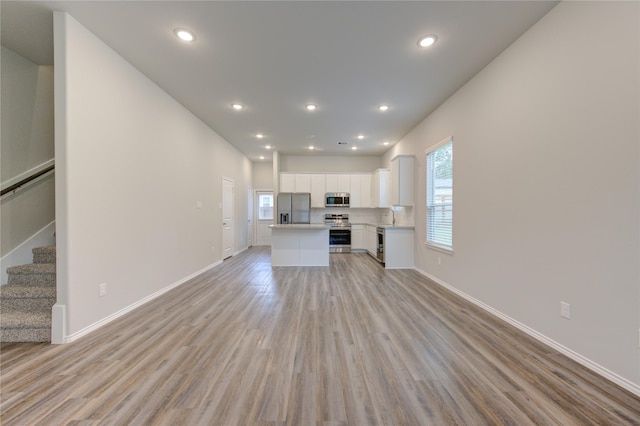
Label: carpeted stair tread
xmin=7 ymin=263 xmax=56 ymax=275
xmin=0 ymin=284 xmax=56 ymax=299
xmin=33 ymin=246 xmax=56 ymax=264
xmin=1 ymin=310 xmax=51 ymax=329
xmin=7 ymin=263 xmax=56 ymax=287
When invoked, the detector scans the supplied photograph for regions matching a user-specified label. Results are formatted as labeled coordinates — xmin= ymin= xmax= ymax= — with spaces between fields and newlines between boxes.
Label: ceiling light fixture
xmin=259 ymin=156 xmax=265 ymax=160
xmin=256 ymin=133 xmax=264 ymax=139
xmin=378 ymin=105 xmax=390 ymax=112
xmin=174 ymin=28 xmax=196 ymax=42
xmin=305 ymin=104 xmax=317 ymax=111
xmin=265 ymin=145 xmax=272 ymax=150
xmin=417 ymin=34 xmax=437 ymax=48
xmin=351 ymin=147 xmax=358 ymax=151
xmin=357 ymin=134 xmax=364 ymax=140
xmin=309 ymin=146 xmax=315 ymax=150
xmin=232 ymin=103 xmax=244 ymax=110
xmin=383 ymin=141 xmax=390 ymax=145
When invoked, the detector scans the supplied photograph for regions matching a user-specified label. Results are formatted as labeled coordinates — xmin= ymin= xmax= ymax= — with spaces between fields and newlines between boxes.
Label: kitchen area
xmin=268 ymin=155 xmax=415 ymax=269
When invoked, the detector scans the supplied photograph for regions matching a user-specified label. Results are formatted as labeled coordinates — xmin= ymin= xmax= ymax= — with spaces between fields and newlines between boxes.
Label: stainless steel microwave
xmin=325 ymin=192 xmax=350 ymax=207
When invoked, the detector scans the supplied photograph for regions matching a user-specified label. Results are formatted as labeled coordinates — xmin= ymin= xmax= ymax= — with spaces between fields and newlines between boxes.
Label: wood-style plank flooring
xmin=2 ymin=247 xmax=639 ymax=425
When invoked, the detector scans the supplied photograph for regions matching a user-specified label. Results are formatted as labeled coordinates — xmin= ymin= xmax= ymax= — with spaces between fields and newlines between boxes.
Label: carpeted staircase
xmin=0 ymin=246 xmax=56 ymax=342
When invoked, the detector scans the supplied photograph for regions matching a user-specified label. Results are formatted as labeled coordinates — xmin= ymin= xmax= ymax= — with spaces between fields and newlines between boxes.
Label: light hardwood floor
xmin=2 ymin=247 xmax=639 ymax=425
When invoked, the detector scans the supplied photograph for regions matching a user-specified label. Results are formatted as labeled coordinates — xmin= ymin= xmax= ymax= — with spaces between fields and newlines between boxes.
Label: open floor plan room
xmin=1 ymin=248 xmax=639 ymax=424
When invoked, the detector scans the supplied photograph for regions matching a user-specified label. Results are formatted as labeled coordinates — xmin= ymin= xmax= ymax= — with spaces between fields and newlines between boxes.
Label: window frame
xmin=425 ymin=136 xmax=454 ymax=253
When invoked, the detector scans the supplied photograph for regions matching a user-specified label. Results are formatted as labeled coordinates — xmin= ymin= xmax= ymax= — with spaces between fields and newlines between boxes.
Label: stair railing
xmin=1 ymin=162 xmax=55 ymax=199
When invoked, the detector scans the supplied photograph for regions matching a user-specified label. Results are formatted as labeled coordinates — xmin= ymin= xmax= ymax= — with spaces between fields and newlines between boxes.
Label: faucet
xmin=390 ymin=208 xmax=396 ymax=226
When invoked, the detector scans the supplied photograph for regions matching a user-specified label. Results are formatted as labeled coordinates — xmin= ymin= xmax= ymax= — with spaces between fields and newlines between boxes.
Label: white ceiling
xmin=1 ymin=1 xmax=558 ymax=161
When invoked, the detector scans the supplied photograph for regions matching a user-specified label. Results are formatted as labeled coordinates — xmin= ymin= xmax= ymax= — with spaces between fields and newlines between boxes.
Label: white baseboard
xmin=1 ymin=221 xmax=56 ymax=285
xmin=63 ymin=260 xmax=222 ymax=343
xmin=234 ymin=246 xmax=248 ymax=256
xmin=414 ymin=267 xmax=640 ymax=398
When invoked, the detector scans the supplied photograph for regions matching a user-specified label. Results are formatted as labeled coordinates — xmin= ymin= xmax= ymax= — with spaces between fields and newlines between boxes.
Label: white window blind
xmin=426 ymin=138 xmax=453 ymax=250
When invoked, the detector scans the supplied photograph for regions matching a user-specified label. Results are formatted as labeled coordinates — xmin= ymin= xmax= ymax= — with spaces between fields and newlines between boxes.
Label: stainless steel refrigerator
xmin=277 ymin=193 xmax=311 ymax=224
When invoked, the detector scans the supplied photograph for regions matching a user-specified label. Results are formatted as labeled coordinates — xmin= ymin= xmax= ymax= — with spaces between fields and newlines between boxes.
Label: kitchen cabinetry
xmin=351 ymin=224 xmax=364 ymax=250
xmin=365 ymin=225 xmax=378 ymax=256
xmin=350 ymin=173 xmax=372 ymax=208
xmin=310 ymin=174 xmax=326 ymax=208
xmin=390 ymin=155 xmax=414 ymax=206
xmin=295 ymin=174 xmax=311 ymax=193
xmin=280 ymin=173 xmax=296 ymax=193
xmin=326 ymin=174 xmax=350 ymax=193
xmin=383 ymin=227 xmax=414 ymax=269
xmin=371 ymin=169 xmax=390 ymax=208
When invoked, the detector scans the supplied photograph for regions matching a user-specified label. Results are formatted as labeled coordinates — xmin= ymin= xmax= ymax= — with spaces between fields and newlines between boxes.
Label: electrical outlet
xmin=560 ymin=302 xmax=571 ymax=319
xmin=98 ymin=283 xmax=107 ymax=297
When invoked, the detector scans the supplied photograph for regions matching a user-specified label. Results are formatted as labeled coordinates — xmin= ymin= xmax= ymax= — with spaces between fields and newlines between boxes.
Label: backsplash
xmin=310 ymin=206 xmax=413 ymax=226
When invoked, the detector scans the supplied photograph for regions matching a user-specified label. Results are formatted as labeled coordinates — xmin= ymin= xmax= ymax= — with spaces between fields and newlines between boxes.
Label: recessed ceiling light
xmin=309 ymin=145 xmax=315 ymax=150
xmin=351 ymin=147 xmax=358 ymax=150
xmin=256 ymin=133 xmax=264 ymax=139
xmin=232 ymin=103 xmax=243 ymax=110
xmin=357 ymin=134 xmax=364 ymax=140
xmin=259 ymin=156 xmax=265 ymax=160
xmin=417 ymin=35 xmax=438 ymax=48
xmin=378 ymin=105 xmax=390 ymax=112
xmin=174 ymin=28 xmax=196 ymax=42
xmin=305 ymin=104 xmax=317 ymax=111
xmin=265 ymin=145 xmax=272 ymax=150
xmin=383 ymin=141 xmax=390 ymax=145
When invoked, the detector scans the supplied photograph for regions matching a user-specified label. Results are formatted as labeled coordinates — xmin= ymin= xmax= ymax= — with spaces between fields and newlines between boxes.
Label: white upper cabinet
xmin=280 ymin=173 xmax=296 ymax=192
xmin=390 ymin=155 xmax=414 ymax=206
xmin=372 ymin=169 xmax=390 ymax=208
xmin=310 ymin=174 xmax=326 ymax=208
xmin=295 ymin=174 xmax=311 ymax=193
xmin=350 ymin=173 xmax=372 ymax=208
xmin=325 ymin=174 xmax=350 ymax=193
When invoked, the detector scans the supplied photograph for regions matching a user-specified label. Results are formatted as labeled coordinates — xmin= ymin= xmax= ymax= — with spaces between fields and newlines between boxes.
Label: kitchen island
xmin=269 ymin=224 xmax=330 ymax=266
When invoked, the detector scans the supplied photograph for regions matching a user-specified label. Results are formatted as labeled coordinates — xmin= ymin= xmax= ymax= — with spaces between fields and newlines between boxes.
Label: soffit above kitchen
xmin=1 ymin=1 xmax=558 ymax=161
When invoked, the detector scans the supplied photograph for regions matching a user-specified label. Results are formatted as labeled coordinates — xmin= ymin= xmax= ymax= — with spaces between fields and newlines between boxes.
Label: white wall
xmin=53 ymin=12 xmax=252 ymax=340
xmin=280 ymin=155 xmax=381 ymax=173
xmin=252 ymin=161 xmax=274 ymax=189
xmin=1 ymin=46 xmax=55 ymax=257
xmin=385 ymin=1 xmax=640 ymax=390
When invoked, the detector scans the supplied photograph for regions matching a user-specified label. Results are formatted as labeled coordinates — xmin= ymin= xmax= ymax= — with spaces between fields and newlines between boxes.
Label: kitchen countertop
xmin=269 ymin=224 xmax=330 ymax=229
xmin=351 ymin=223 xmax=415 ymax=230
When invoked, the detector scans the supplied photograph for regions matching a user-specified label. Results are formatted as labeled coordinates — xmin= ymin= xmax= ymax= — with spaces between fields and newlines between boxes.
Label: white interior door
xmin=247 ymin=187 xmax=254 ymax=247
xmin=222 ymin=177 xmax=234 ymax=259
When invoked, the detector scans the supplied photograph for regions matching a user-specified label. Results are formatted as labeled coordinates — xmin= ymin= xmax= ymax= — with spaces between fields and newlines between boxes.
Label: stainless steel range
xmin=325 ymin=214 xmax=351 ymax=253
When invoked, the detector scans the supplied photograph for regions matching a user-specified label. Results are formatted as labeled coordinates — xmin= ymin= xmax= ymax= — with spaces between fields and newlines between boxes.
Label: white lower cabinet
xmin=365 ymin=225 xmax=377 ymax=257
xmin=351 ymin=225 xmax=364 ymax=250
xmin=383 ymin=228 xmax=414 ymax=269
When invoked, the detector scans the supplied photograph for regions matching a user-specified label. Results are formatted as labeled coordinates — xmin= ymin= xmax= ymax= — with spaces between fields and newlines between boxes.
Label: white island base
xmin=269 ymin=225 xmax=330 ymax=266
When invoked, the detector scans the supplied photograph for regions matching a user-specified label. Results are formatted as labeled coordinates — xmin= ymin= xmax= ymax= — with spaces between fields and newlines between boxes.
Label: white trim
xmin=1 ymin=159 xmax=55 ymax=191
xmin=424 ymin=135 xmax=453 ymax=154
xmin=234 ymin=246 xmax=248 ymax=256
xmin=63 ymin=260 xmax=222 ymax=343
xmin=51 ymin=303 xmax=66 ymax=344
xmin=1 ymin=221 xmax=56 ymax=284
xmin=414 ymin=266 xmax=640 ymax=398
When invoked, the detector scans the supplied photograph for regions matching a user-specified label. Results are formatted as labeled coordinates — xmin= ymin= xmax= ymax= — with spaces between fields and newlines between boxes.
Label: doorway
xmin=222 ymin=177 xmax=234 ymax=259
xmin=247 ymin=187 xmax=254 ymax=247
xmin=255 ymin=190 xmax=273 ymax=246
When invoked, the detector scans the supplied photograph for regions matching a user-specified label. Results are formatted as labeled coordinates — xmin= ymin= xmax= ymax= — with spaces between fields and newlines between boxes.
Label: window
xmin=257 ymin=192 xmax=273 ymax=220
xmin=426 ymin=137 xmax=453 ymax=251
